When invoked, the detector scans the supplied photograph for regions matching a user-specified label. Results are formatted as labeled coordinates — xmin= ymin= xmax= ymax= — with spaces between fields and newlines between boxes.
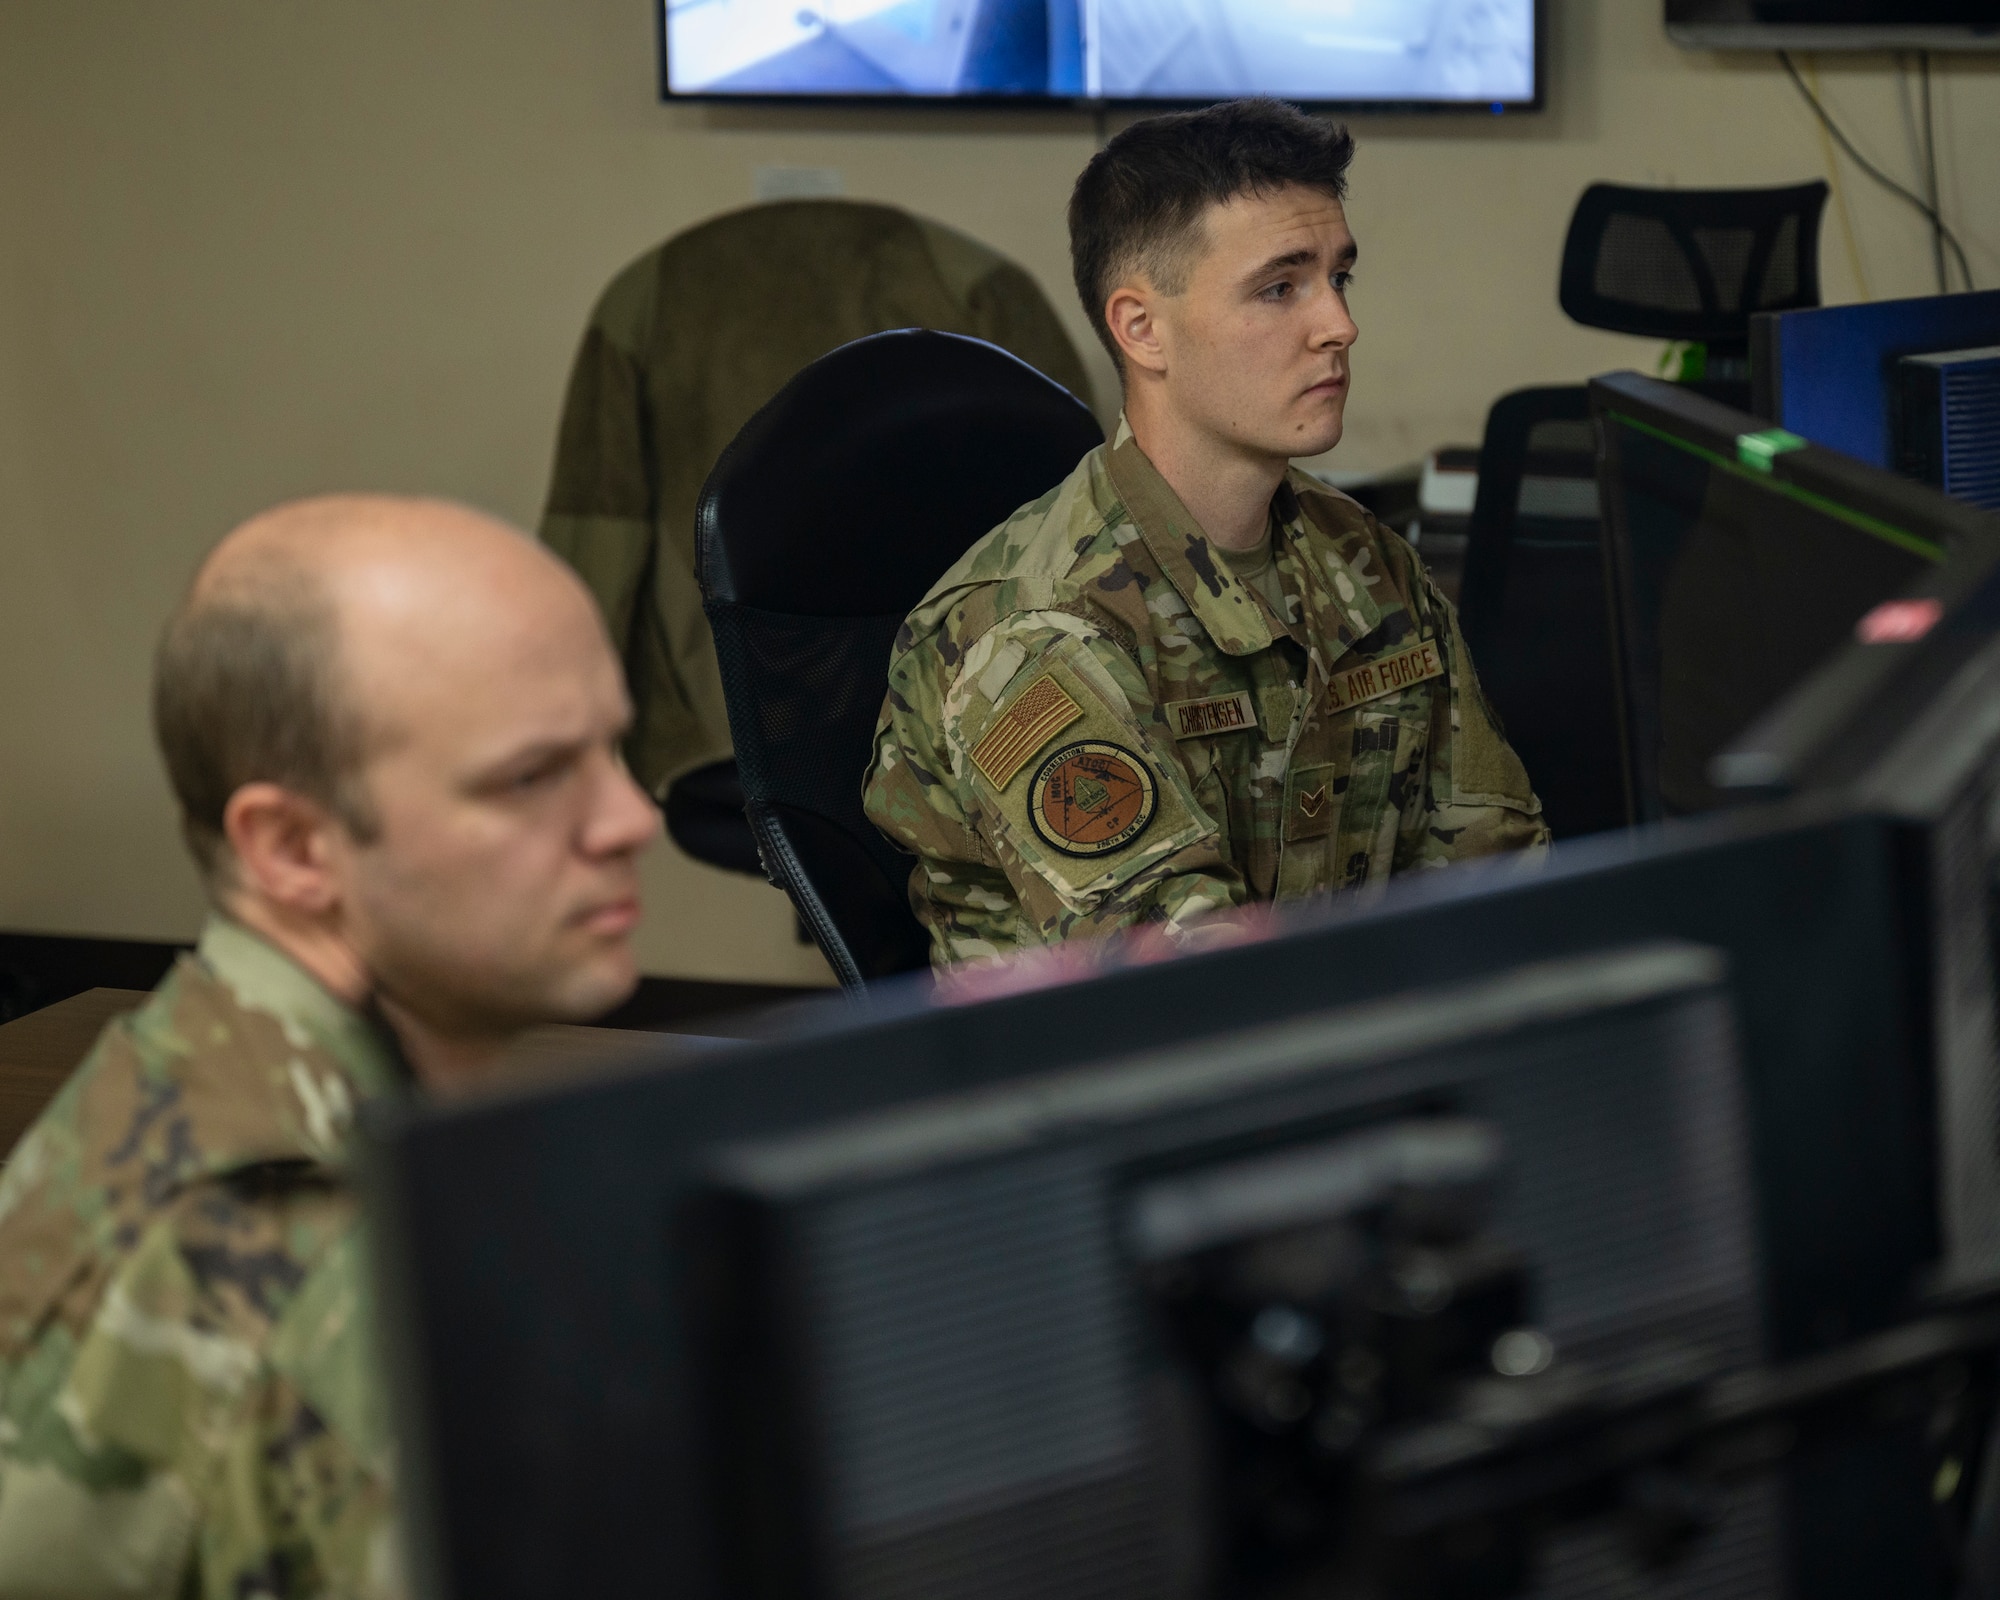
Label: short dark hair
xmin=153 ymin=554 xmax=378 ymax=884
xmin=1068 ymin=98 xmax=1356 ymax=367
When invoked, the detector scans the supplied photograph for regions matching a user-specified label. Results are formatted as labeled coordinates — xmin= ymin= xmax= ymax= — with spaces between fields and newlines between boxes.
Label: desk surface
xmin=0 ymin=989 xmax=706 ymax=1161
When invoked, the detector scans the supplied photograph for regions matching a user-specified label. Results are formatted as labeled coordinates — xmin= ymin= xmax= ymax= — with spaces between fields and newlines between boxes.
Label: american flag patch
xmin=969 ymin=674 xmax=1085 ymax=789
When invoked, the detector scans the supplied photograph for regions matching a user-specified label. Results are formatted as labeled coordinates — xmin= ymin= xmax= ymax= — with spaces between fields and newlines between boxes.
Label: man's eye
xmin=510 ymin=760 xmax=564 ymax=791
xmin=1333 ymin=270 xmax=1356 ymax=292
xmin=1260 ymin=280 xmax=1294 ymax=301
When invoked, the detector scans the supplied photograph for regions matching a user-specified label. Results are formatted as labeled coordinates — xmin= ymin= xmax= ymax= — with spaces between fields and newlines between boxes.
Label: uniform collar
xmin=1103 ymin=416 xmax=1382 ymax=660
xmin=156 ymin=915 xmax=408 ymax=1179
xmin=197 ymin=916 xmax=406 ymax=1105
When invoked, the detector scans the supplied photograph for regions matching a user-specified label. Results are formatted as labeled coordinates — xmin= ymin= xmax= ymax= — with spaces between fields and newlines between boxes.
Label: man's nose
xmin=1316 ymin=291 xmax=1358 ymax=352
xmin=583 ymin=752 xmax=663 ymax=858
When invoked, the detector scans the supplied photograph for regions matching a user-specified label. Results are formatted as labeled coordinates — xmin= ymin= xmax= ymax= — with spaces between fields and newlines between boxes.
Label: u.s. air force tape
xmin=969 ymin=673 xmax=1084 ymax=789
xmin=1326 ymin=639 xmax=1444 ymax=714
xmin=1029 ymin=741 xmax=1157 ymax=857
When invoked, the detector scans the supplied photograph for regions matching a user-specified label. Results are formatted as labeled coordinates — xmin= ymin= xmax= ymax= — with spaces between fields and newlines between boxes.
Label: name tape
xmin=1166 ymin=690 xmax=1257 ymax=740
xmin=1327 ymin=640 xmax=1444 ymax=714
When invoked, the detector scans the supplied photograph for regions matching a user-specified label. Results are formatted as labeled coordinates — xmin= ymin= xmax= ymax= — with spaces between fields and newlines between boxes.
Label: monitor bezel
xmin=655 ymin=0 xmax=1547 ymax=111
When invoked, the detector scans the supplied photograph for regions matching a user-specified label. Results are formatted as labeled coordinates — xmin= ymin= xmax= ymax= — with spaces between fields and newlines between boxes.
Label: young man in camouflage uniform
xmin=0 ymin=497 xmax=660 ymax=1597
xmin=865 ymin=100 xmax=1547 ymax=966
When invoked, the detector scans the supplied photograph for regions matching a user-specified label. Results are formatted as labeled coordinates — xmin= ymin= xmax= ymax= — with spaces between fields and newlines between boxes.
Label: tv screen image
xmin=662 ymin=0 xmax=1539 ymax=104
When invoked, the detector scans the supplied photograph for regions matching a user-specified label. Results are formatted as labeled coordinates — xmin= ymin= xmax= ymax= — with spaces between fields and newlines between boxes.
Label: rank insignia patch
xmin=970 ymin=673 xmax=1085 ymax=789
xmin=1029 ymin=741 xmax=1157 ymax=857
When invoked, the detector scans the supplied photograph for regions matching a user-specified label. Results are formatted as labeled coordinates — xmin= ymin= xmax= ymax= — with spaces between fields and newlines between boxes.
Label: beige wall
xmin=1 ymin=1 xmax=1995 ymax=984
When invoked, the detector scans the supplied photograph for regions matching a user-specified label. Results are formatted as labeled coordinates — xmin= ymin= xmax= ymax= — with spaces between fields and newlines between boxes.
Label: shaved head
xmin=156 ymin=495 xmax=582 ymax=881
xmin=154 ymin=495 xmax=659 ymax=1075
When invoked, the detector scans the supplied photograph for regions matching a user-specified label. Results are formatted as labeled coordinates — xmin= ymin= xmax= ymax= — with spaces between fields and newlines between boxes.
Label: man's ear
xmin=1105 ymin=281 xmax=1170 ymax=378
xmin=221 ymin=782 xmax=344 ymax=915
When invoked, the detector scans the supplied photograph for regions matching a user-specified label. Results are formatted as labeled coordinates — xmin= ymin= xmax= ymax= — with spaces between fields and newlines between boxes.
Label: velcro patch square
xmin=1327 ymin=640 xmax=1444 ymax=715
xmin=969 ymin=673 xmax=1085 ymax=790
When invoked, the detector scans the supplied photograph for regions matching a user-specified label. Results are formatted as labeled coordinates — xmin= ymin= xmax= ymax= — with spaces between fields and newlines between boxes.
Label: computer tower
xmin=1897 ymin=346 xmax=2000 ymax=513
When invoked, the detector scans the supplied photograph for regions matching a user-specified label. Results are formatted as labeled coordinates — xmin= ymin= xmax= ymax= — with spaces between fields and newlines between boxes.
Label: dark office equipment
xmin=1560 ymin=181 xmax=1827 ymax=407
xmin=1590 ymin=369 xmax=2000 ymax=821
xmin=691 ymin=943 xmax=1781 ymax=1599
xmin=1750 ymin=289 xmax=2000 ymax=469
xmin=1667 ymin=0 xmax=2000 ymax=51
xmin=661 ymin=0 xmax=1544 ymax=108
xmin=1898 ymin=346 xmax=2000 ymax=512
xmin=1712 ymin=501 xmax=2000 ymax=1600
xmin=366 ymin=801 xmax=1971 ymax=1600
xmin=1457 ymin=386 xmax=1624 ymax=838
xmin=697 ymin=329 xmax=1102 ymax=987
xmin=1715 ymin=527 xmax=2000 ymax=1293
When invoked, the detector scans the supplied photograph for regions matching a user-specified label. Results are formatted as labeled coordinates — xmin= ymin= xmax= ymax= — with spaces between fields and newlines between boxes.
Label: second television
xmin=661 ymin=0 xmax=1542 ymax=107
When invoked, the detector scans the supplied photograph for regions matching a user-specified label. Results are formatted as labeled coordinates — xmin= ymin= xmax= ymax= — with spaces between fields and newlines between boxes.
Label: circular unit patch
xmin=1028 ymin=741 xmax=1157 ymax=858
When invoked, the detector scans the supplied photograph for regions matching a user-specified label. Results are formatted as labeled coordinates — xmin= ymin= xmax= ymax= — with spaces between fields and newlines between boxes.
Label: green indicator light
xmin=1736 ymin=428 xmax=1808 ymax=474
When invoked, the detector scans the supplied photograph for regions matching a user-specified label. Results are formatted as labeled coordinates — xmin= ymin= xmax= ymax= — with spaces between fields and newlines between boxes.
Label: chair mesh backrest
xmin=698 ymin=330 xmax=1103 ymax=986
xmin=1560 ymin=182 xmax=1827 ymax=346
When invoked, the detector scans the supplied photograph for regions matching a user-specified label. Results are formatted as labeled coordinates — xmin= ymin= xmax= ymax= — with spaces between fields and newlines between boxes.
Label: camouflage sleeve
xmin=1397 ymin=577 xmax=1551 ymax=871
xmin=867 ymin=612 xmax=1246 ymax=963
xmin=0 ymin=1192 xmax=401 ymax=1600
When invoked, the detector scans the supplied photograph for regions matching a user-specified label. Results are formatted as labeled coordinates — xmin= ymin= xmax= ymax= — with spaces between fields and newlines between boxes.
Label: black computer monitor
xmin=1590 ymin=370 xmax=2000 ymax=822
xmin=1718 ymin=544 xmax=2000 ymax=1305
xmin=687 ymin=942 xmax=1772 ymax=1599
xmin=363 ymin=804 xmax=1958 ymax=1600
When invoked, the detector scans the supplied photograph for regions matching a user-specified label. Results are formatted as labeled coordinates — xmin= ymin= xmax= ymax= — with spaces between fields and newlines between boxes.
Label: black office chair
xmin=697 ymin=329 xmax=1103 ymax=988
xmin=1458 ymin=387 xmax=1626 ymax=840
xmin=1559 ymin=180 xmax=1829 ymax=409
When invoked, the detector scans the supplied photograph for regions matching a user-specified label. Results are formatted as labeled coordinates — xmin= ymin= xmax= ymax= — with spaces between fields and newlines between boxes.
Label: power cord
xmin=1918 ymin=51 xmax=1947 ymax=295
xmin=1777 ymin=49 xmax=1973 ymax=293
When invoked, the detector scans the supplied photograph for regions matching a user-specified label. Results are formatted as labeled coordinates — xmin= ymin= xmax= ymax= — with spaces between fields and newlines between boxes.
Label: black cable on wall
xmin=1778 ymin=49 xmax=1973 ymax=295
xmin=1918 ymin=51 xmax=1947 ymax=295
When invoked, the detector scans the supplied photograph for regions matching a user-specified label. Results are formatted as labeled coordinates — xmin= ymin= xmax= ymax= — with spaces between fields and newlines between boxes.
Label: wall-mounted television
xmin=660 ymin=0 xmax=1543 ymax=108
xmin=1666 ymin=1 xmax=2000 ymax=52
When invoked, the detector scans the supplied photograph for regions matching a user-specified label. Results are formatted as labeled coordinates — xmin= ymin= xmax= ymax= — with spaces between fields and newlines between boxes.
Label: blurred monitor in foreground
xmin=688 ymin=943 xmax=1772 ymax=1598
xmin=1719 ymin=535 xmax=2000 ymax=1301
xmin=1589 ymin=370 xmax=2000 ymax=821
xmin=364 ymin=801 xmax=1986 ymax=1600
xmin=661 ymin=0 xmax=1542 ymax=105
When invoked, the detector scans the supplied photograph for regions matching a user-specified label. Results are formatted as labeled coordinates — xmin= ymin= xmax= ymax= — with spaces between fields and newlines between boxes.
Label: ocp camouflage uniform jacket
xmin=864 ymin=421 xmax=1550 ymax=965
xmin=0 ymin=918 xmax=405 ymax=1599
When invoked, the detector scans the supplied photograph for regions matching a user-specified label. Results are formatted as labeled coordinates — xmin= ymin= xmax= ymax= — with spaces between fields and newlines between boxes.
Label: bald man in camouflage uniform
xmin=865 ymin=102 xmax=1546 ymax=966
xmin=0 ymin=496 xmax=659 ymax=1596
